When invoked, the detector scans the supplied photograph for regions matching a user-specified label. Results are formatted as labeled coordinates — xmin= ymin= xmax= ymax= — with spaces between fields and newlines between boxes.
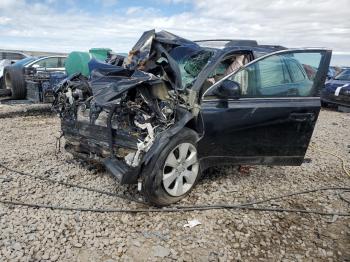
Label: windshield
xmin=334 ymin=69 xmax=350 ymax=81
xmin=170 ymin=46 xmax=214 ymax=88
xmin=14 ymin=57 xmax=36 ymax=66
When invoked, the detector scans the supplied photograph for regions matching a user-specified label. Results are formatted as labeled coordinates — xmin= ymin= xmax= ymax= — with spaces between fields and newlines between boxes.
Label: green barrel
xmin=89 ymin=48 xmax=112 ymax=61
xmin=65 ymin=48 xmax=112 ymax=77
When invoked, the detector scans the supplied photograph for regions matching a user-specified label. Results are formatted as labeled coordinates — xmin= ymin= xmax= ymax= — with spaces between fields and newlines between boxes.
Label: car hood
xmin=82 ymin=29 xmax=203 ymax=106
xmin=89 ymin=67 xmax=161 ymax=105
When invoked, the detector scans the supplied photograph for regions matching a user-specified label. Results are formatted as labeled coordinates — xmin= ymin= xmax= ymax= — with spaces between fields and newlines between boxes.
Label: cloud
xmin=0 ymin=0 xmax=349 ymax=54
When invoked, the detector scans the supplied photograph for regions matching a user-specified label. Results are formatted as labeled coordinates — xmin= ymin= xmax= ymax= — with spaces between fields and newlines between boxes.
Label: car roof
xmin=194 ymin=39 xmax=287 ymax=53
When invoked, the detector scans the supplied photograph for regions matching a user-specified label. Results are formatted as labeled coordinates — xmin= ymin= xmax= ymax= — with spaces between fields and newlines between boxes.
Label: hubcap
xmin=162 ymin=142 xmax=199 ymax=197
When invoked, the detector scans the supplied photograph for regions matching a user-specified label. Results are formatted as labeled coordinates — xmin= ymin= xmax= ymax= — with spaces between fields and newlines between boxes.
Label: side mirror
xmin=215 ymin=79 xmax=241 ymax=99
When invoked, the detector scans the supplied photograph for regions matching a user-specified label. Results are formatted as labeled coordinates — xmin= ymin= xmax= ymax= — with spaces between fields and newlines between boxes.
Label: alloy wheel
xmin=162 ymin=142 xmax=199 ymax=197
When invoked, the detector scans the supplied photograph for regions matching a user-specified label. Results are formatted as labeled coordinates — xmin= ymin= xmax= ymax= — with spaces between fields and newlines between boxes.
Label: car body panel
xmin=52 ymin=30 xmax=332 ymax=184
xmin=199 ymin=49 xmax=331 ymax=167
xmin=198 ymin=97 xmax=320 ymax=167
xmin=321 ymin=70 xmax=350 ymax=107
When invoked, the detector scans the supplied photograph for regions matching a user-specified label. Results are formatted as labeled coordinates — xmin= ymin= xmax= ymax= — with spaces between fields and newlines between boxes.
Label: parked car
xmin=321 ymin=68 xmax=350 ymax=108
xmin=327 ymin=66 xmax=337 ymax=80
xmin=0 ymin=51 xmax=29 ymax=89
xmin=53 ymin=30 xmax=332 ymax=206
xmin=2 ymin=55 xmax=66 ymax=99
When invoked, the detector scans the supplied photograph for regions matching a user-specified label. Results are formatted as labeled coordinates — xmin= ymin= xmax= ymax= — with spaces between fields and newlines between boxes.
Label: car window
xmin=170 ymin=46 xmax=215 ymax=88
xmin=5 ymin=53 xmax=26 ymax=60
xmin=60 ymin=57 xmax=66 ymax=67
xmin=0 ymin=52 xmax=25 ymax=60
xmin=33 ymin=57 xmax=60 ymax=68
xmin=285 ymin=58 xmax=307 ymax=82
xmin=14 ymin=57 xmax=36 ymax=66
xmin=334 ymin=69 xmax=350 ymax=81
xmin=226 ymin=52 xmax=324 ymax=97
xmin=257 ymin=55 xmax=292 ymax=89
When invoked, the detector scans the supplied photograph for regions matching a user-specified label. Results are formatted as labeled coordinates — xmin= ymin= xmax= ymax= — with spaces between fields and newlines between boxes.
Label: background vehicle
xmin=0 ymin=51 xmax=29 ymax=89
xmin=2 ymin=55 xmax=66 ymax=99
xmin=54 ymin=30 xmax=331 ymax=206
xmin=321 ymin=68 xmax=350 ymax=108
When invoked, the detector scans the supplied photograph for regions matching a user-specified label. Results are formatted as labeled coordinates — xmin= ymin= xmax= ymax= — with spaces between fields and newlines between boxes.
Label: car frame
xmin=53 ymin=30 xmax=332 ymax=205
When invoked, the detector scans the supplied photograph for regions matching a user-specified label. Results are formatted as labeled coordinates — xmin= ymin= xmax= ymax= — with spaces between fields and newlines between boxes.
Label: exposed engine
xmin=53 ymin=73 xmax=181 ymax=168
xmin=53 ymin=29 xmax=206 ymax=183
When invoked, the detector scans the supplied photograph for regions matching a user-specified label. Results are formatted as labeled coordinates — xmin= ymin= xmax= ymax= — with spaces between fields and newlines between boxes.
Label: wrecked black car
xmin=53 ymin=30 xmax=332 ymax=206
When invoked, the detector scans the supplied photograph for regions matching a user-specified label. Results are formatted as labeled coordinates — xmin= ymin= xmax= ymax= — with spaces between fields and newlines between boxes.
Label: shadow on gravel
xmin=0 ymin=103 xmax=54 ymax=119
xmin=199 ymin=166 xmax=241 ymax=183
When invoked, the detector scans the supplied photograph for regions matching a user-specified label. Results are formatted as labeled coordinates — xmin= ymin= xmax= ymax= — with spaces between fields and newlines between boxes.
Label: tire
xmin=4 ymin=66 xmax=27 ymax=99
xmin=142 ymin=128 xmax=201 ymax=206
xmin=0 ymin=77 xmax=4 ymax=89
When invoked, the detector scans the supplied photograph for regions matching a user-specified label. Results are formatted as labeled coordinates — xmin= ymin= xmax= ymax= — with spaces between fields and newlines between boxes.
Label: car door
xmin=198 ymin=49 xmax=332 ymax=167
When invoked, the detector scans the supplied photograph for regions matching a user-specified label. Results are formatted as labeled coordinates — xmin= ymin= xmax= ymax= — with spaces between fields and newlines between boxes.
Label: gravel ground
xmin=0 ymin=104 xmax=349 ymax=261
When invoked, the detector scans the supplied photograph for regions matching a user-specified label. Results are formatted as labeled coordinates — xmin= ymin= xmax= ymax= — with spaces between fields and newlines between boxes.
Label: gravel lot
xmin=0 ymin=103 xmax=349 ymax=261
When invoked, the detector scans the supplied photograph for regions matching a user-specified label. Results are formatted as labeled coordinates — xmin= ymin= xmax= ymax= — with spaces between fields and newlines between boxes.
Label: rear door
xmin=199 ymin=49 xmax=332 ymax=166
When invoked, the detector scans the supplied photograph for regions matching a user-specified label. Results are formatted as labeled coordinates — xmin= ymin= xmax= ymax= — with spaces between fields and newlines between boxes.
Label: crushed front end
xmin=53 ymin=30 xmax=206 ymax=184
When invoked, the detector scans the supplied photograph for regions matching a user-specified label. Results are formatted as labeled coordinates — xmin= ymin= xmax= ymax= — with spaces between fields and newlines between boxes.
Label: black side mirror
xmin=215 ymin=79 xmax=241 ymax=99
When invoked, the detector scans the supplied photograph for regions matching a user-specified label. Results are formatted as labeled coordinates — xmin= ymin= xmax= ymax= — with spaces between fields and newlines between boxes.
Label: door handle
xmin=289 ymin=113 xmax=315 ymax=122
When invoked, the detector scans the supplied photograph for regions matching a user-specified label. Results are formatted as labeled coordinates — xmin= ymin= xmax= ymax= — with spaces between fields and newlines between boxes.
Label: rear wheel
xmin=142 ymin=128 xmax=200 ymax=206
xmin=4 ymin=67 xmax=27 ymax=99
xmin=0 ymin=77 xmax=4 ymax=89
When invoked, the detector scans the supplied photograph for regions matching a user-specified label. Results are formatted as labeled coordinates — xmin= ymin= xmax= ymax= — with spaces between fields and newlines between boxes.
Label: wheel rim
xmin=162 ymin=142 xmax=199 ymax=197
xmin=5 ymin=73 xmax=12 ymax=90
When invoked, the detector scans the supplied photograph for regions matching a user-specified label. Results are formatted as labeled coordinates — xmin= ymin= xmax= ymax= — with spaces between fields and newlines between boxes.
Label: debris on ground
xmin=184 ymin=219 xmax=202 ymax=228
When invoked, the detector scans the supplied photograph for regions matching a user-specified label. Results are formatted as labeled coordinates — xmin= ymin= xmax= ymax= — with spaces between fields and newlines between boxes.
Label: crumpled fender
xmin=142 ymin=107 xmax=196 ymax=166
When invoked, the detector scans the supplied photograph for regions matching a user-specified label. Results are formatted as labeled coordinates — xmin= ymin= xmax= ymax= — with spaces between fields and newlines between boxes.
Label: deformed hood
xmin=88 ymin=29 xmax=202 ymax=106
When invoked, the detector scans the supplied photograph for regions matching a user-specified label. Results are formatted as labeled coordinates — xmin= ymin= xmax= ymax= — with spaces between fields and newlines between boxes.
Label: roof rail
xmin=257 ymin=45 xmax=287 ymax=50
xmin=195 ymin=39 xmax=258 ymax=47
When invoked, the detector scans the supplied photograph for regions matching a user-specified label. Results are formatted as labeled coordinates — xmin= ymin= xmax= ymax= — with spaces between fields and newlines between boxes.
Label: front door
xmin=198 ymin=49 xmax=332 ymax=166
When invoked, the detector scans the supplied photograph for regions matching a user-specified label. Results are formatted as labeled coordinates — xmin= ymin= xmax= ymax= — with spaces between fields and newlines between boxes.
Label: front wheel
xmin=142 ymin=128 xmax=200 ymax=206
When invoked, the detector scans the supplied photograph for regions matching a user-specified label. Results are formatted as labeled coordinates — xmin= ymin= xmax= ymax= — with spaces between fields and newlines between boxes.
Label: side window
xmin=2 ymin=52 xmax=21 ymax=60
xmin=227 ymin=52 xmax=324 ymax=97
xmin=33 ymin=57 xmax=59 ymax=68
xmin=203 ymin=54 xmax=250 ymax=93
xmin=285 ymin=58 xmax=306 ymax=82
xmin=5 ymin=53 xmax=25 ymax=60
xmin=58 ymin=57 xmax=66 ymax=67
xmin=258 ymin=56 xmax=291 ymax=88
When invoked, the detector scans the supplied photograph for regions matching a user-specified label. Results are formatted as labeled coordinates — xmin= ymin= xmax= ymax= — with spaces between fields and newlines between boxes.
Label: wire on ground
xmin=1 ymin=163 xmax=350 ymax=216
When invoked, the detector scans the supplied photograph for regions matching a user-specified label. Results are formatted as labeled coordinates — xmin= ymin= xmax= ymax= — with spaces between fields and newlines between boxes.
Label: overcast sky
xmin=0 ymin=0 xmax=349 ymax=54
